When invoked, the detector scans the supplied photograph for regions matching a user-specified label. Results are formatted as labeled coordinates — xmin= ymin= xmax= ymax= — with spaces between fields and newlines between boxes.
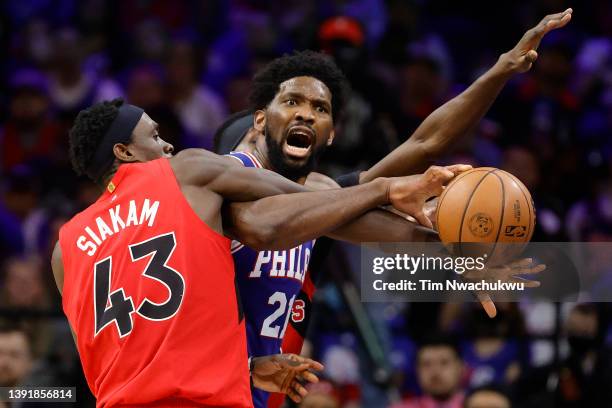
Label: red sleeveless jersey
xmin=59 ymin=158 xmax=252 ymax=408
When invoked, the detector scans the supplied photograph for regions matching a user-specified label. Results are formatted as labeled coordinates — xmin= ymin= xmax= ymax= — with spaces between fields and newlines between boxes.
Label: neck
xmin=252 ymin=137 xmax=272 ymax=170
xmin=99 ymin=161 xmax=120 ymax=190
xmin=295 ymin=175 xmax=308 ymax=185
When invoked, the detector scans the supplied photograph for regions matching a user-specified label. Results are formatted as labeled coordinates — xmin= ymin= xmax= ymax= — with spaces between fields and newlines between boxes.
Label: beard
xmin=265 ymin=124 xmax=325 ymax=181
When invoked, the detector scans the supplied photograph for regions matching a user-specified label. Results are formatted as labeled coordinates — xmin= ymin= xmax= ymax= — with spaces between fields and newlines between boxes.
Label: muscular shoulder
xmin=169 ymin=148 xmax=242 ymax=187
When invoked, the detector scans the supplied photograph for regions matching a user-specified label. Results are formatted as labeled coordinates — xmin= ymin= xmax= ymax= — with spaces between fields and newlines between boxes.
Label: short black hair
xmin=0 ymin=320 xmax=26 ymax=336
xmin=417 ymin=334 xmax=462 ymax=360
xmin=0 ymin=319 xmax=32 ymax=355
xmin=249 ymin=50 xmax=349 ymax=119
xmin=69 ymin=98 xmax=125 ymax=182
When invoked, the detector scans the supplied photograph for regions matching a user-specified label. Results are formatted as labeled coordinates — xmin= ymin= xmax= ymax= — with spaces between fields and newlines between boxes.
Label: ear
xmin=253 ymin=110 xmax=266 ymax=132
xmin=113 ymin=143 xmax=138 ymax=163
xmin=326 ymin=128 xmax=335 ymax=146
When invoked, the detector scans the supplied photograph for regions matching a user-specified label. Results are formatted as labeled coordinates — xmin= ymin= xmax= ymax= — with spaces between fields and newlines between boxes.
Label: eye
xmin=286 ymin=99 xmax=297 ymax=106
xmin=316 ymin=105 xmax=329 ymax=114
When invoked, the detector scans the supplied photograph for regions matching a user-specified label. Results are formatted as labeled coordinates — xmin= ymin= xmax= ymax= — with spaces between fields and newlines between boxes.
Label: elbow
xmin=243 ymin=227 xmax=279 ymax=251
xmin=235 ymin=211 xmax=285 ymax=251
xmin=419 ymin=138 xmax=444 ymax=164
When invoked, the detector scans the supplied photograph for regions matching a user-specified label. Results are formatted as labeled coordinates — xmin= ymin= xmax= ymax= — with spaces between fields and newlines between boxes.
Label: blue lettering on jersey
xmin=227 ymin=152 xmax=315 ymax=408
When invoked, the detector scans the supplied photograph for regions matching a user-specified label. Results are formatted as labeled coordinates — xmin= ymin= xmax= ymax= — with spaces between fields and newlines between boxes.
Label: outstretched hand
xmin=463 ymin=257 xmax=546 ymax=318
xmin=501 ymin=8 xmax=573 ymax=74
xmin=251 ymin=353 xmax=324 ymax=403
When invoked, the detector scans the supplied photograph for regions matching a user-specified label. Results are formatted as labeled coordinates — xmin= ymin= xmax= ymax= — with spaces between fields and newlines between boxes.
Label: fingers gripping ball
xmin=435 ymin=167 xmax=535 ymax=265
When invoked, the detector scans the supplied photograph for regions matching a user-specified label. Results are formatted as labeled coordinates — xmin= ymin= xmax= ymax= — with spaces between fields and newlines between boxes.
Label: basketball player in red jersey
xmin=51 ymin=99 xmax=466 ymax=407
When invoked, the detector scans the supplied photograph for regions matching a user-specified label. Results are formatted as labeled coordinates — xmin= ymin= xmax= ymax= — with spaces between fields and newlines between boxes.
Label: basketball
xmin=436 ymin=167 xmax=536 ymax=264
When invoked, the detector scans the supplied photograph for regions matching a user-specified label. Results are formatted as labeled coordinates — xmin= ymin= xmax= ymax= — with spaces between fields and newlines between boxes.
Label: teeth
xmin=284 ymin=140 xmax=311 ymax=158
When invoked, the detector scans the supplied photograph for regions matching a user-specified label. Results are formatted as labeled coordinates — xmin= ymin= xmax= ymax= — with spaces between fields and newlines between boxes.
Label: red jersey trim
xmin=243 ymin=152 xmax=263 ymax=168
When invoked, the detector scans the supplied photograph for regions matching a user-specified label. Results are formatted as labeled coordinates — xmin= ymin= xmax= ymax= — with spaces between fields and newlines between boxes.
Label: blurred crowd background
xmin=1 ymin=0 xmax=612 ymax=407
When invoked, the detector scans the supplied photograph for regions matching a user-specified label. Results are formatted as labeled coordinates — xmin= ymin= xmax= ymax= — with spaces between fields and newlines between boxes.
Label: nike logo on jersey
xmin=248 ymin=244 xmax=311 ymax=283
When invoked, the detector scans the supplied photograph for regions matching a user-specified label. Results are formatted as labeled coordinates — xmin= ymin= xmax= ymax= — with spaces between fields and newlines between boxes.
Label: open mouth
xmin=283 ymin=126 xmax=314 ymax=159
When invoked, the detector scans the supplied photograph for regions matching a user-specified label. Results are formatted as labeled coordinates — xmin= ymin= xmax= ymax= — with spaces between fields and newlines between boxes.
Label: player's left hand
xmin=251 ymin=353 xmax=324 ymax=403
xmin=463 ymin=257 xmax=546 ymax=318
xmin=500 ymin=8 xmax=572 ymax=74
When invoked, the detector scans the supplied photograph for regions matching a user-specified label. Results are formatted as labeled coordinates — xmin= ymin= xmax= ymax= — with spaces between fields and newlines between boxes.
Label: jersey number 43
xmin=93 ymin=232 xmax=185 ymax=338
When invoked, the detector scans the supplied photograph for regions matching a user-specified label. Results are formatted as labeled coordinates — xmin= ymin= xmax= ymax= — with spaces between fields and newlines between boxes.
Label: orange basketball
xmin=435 ymin=167 xmax=536 ymax=265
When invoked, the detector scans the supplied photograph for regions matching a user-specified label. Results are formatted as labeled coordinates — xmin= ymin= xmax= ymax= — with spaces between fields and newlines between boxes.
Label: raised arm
xmin=360 ymin=9 xmax=573 ymax=182
xmin=224 ymin=166 xmax=466 ymax=249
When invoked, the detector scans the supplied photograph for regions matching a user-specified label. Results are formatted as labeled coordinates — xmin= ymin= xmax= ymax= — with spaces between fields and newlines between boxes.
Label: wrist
xmin=373 ymin=177 xmax=391 ymax=205
xmin=493 ymin=52 xmax=519 ymax=79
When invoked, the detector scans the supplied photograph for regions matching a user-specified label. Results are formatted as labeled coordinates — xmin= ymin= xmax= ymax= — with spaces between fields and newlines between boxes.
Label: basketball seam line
xmin=436 ymin=169 xmax=489 ymax=236
xmin=489 ymin=170 xmax=506 ymax=261
xmin=457 ymin=169 xmax=497 ymax=257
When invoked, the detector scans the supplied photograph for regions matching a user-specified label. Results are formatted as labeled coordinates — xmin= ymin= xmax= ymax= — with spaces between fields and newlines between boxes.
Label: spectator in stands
xmin=166 ymin=40 xmax=227 ymax=149
xmin=0 ymin=323 xmax=34 ymax=387
xmin=1 ymin=69 xmax=64 ymax=173
xmin=0 ymin=256 xmax=57 ymax=367
xmin=126 ymin=64 xmax=184 ymax=150
xmin=48 ymin=28 xmax=122 ymax=122
xmin=556 ymin=303 xmax=612 ymax=407
xmin=462 ymin=303 xmax=527 ymax=389
xmin=392 ymin=336 xmax=465 ymax=408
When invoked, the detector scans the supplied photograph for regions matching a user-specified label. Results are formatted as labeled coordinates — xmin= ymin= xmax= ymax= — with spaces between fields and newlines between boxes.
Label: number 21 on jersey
xmin=261 ymin=292 xmax=296 ymax=339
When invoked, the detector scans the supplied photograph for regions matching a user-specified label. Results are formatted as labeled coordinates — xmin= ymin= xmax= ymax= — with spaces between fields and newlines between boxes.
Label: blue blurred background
xmin=0 ymin=1 xmax=611 ymax=407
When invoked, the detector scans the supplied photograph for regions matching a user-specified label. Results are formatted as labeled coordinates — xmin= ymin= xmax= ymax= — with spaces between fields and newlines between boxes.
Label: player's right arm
xmin=171 ymin=148 xmax=399 ymax=247
xmin=224 ymin=165 xmax=466 ymax=250
xmin=172 ymin=149 xmax=461 ymax=249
